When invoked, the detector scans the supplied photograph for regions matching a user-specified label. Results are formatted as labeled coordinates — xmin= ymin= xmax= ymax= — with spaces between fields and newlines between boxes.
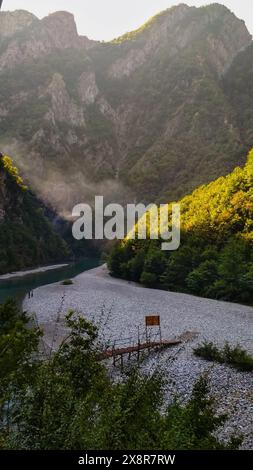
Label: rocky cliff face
xmin=0 ymin=10 xmax=95 ymax=72
xmin=108 ymin=4 xmax=250 ymax=79
xmin=0 ymin=10 xmax=35 ymax=37
xmin=0 ymin=4 xmax=252 ymax=209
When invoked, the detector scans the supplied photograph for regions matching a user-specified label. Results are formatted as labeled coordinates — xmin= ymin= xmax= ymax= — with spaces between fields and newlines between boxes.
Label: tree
xmin=186 ymin=260 xmax=219 ymax=296
xmin=0 ymin=300 xmax=241 ymax=450
xmin=161 ymin=377 xmax=241 ymax=450
xmin=0 ymin=300 xmax=41 ymax=447
xmin=108 ymin=150 xmax=253 ymax=304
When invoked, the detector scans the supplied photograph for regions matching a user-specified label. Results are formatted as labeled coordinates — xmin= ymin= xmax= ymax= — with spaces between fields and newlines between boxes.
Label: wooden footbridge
xmin=100 ymin=315 xmax=198 ymax=369
xmin=100 ymin=337 xmax=182 ymax=366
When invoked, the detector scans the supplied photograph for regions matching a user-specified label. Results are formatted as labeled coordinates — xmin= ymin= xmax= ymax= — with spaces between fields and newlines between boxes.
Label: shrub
xmin=194 ymin=341 xmax=253 ymax=371
xmin=194 ymin=342 xmax=222 ymax=362
xmin=223 ymin=343 xmax=253 ymax=371
xmin=61 ymin=279 xmax=73 ymax=286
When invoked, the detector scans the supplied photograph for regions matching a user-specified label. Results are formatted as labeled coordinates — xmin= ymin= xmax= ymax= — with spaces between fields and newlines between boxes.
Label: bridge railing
xmin=104 ymin=327 xmax=162 ymax=352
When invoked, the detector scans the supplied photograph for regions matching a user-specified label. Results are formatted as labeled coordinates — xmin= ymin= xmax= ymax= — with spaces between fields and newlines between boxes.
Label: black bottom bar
xmin=0 ymin=450 xmax=252 ymax=467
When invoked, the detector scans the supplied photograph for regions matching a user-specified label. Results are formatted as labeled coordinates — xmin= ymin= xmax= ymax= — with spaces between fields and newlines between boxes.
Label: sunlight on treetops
xmin=1 ymin=155 xmax=27 ymax=191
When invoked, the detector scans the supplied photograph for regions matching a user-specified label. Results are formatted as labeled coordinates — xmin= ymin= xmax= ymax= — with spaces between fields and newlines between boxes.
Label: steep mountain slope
xmin=224 ymin=42 xmax=253 ymax=154
xmin=91 ymin=4 xmax=251 ymax=201
xmin=0 ymin=154 xmax=68 ymax=274
xmin=109 ymin=150 xmax=253 ymax=304
xmin=0 ymin=4 xmax=252 ymax=209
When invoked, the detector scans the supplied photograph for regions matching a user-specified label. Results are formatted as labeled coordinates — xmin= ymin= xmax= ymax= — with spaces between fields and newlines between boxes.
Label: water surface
xmin=0 ymin=259 xmax=100 ymax=305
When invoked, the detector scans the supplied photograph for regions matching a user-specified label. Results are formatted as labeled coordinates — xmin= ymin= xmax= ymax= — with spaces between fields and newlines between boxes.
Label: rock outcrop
xmin=0 ymin=10 xmax=36 ymax=37
xmin=108 ymin=4 xmax=251 ymax=78
xmin=0 ymin=10 xmax=96 ymax=72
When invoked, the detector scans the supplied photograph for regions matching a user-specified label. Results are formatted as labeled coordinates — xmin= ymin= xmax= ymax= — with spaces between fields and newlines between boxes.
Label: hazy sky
xmin=2 ymin=1 xmax=253 ymax=41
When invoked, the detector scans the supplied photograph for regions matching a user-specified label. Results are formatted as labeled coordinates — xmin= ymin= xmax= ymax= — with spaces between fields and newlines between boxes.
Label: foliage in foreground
xmin=108 ymin=150 xmax=253 ymax=304
xmin=194 ymin=342 xmax=253 ymax=372
xmin=0 ymin=300 xmax=241 ymax=450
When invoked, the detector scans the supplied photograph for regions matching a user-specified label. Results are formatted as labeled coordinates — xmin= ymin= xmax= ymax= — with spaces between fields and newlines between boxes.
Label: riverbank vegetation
xmin=0 ymin=300 xmax=241 ymax=450
xmin=108 ymin=151 xmax=253 ymax=305
xmin=194 ymin=342 xmax=253 ymax=372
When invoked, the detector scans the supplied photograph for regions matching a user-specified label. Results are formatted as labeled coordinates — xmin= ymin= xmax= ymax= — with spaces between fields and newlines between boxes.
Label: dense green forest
xmin=108 ymin=150 xmax=253 ymax=304
xmin=0 ymin=300 xmax=241 ymax=450
xmin=0 ymin=155 xmax=68 ymax=274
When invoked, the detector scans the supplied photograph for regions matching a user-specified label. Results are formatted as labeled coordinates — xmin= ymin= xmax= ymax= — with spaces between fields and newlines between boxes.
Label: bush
xmin=223 ymin=343 xmax=253 ymax=371
xmin=194 ymin=342 xmax=222 ymax=362
xmin=61 ymin=279 xmax=73 ymax=286
xmin=194 ymin=341 xmax=253 ymax=371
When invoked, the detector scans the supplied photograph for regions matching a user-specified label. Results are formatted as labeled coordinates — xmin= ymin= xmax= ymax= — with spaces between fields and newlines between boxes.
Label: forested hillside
xmin=109 ymin=151 xmax=253 ymax=304
xmin=0 ymin=154 xmax=68 ymax=274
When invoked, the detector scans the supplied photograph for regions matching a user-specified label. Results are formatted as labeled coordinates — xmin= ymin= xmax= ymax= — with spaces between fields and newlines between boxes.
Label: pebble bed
xmin=23 ymin=265 xmax=253 ymax=449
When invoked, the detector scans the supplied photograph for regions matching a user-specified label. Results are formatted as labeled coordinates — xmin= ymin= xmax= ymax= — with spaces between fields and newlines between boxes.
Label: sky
xmin=1 ymin=1 xmax=253 ymax=41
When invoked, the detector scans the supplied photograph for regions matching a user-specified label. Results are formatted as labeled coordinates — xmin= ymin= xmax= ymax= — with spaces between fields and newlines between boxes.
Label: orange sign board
xmin=145 ymin=315 xmax=160 ymax=327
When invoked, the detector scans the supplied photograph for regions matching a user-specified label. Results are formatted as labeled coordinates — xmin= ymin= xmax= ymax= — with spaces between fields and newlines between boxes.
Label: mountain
xmin=0 ymin=154 xmax=68 ymax=274
xmin=0 ymin=4 xmax=252 ymax=209
xmin=224 ymin=42 xmax=253 ymax=154
xmin=108 ymin=150 xmax=253 ymax=305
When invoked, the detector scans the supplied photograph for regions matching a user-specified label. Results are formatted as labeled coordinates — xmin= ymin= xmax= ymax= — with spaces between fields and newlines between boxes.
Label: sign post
xmin=145 ymin=315 xmax=161 ymax=344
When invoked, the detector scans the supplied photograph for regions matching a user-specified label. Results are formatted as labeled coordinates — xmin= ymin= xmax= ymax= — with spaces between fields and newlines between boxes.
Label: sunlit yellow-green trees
xmin=109 ymin=150 xmax=253 ymax=304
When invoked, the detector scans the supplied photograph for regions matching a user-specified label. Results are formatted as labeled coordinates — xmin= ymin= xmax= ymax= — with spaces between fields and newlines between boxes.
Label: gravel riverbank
xmin=0 ymin=263 xmax=68 ymax=280
xmin=23 ymin=264 xmax=253 ymax=449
